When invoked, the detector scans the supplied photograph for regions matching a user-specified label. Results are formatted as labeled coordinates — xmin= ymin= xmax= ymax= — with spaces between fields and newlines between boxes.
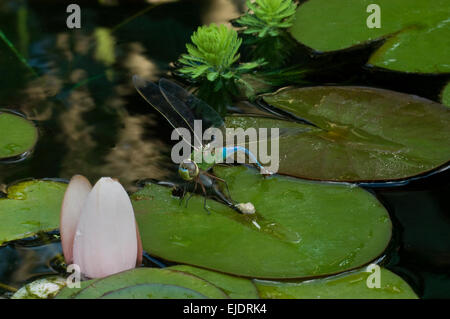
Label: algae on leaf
xmin=12 ymin=277 xmax=66 ymax=299
xmin=133 ymin=166 xmax=391 ymax=279
xmin=290 ymin=0 xmax=450 ymax=74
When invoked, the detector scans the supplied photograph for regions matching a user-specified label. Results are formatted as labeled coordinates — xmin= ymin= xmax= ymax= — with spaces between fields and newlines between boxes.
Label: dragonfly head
xmin=178 ymin=159 xmax=199 ymax=181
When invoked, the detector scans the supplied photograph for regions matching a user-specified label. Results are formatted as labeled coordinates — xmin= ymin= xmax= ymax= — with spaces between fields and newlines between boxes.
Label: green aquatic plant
xmin=234 ymin=0 xmax=298 ymax=68
xmin=236 ymin=0 xmax=297 ymax=38
xmin=177 ymin=23 xmax=265 ymax=114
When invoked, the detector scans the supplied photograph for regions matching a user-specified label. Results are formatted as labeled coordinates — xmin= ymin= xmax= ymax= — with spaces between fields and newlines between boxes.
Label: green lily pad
xmin=100 ymin=284 xmax=208 ymax=299
xmin=237 ymin=86 xmax=450 ymax=182
xmin=0 ymin=111 xmax=38 ymax=159
xmin=168 ymin=265 xmax=259 ymax=299
xmin=53 ymin=280 xmax=92 ymax=299
xmin=254 ymin=266 xmax=418 ymax=299
xmin=132 ymin=166 xmax=391 ymax=279
xmin=61 ymin=268 xmax=228 ymax=299
xmin=442 ymin=82 xmax=450 ymax=107
xmin=290 ymin=0 xmax=450 ymax=74
xmin=0 ymin=180 xmax=67 ymax=245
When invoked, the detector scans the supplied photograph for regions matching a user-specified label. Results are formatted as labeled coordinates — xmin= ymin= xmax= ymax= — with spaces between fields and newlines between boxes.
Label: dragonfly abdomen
xmin=222 ymin=146 xmax=265 ymax=170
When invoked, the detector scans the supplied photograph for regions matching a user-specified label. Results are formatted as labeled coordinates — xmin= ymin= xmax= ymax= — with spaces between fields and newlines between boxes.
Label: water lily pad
xmin=53 ymin=280 xmax=92 ymax=299
xmin=0 ymin=111 xmax=38 ymax=160
xmin=0 ymin=180 xmax=67 ymax=245
xmin=254 ymin=266 xmax=418 ymax=299
xmin=100 ymin=283 xmax=208 ymax=299
xmin=62 ymin=268 xmax=228 ymax=299
xmin=290 ymin=0 xmax=450 ymax=74
xmin=132 ymin=166 xmax=391 ymax=279
xmin=442 ymin=82 xmax=450 ymax=107
xmin=168 ymin=265 xmax=259 ymax=299
xmin=238 ymin=86 xmax=450 ymax=182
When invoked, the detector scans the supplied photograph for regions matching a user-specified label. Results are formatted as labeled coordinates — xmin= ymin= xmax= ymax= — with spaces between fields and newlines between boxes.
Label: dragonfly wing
xmin=159 ymin=78 xmax=225 ymax=131
xmin=133 ymin=75 xmax=196 ymax=148
xmin=157 ymin=78 xmax=204 ymax=148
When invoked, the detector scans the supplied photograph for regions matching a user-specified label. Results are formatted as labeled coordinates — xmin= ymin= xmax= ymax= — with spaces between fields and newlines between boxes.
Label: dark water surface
xmin=0 ymin=0 xmax=449 ymax=298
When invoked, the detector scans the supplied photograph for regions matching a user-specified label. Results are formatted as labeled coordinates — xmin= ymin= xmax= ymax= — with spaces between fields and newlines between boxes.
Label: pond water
xmin=0 ymin=0 xmax=449 ymax=298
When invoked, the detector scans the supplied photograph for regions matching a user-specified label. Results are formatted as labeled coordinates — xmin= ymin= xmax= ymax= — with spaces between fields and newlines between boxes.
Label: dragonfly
xmin=132 ymin=75 xmax=273 ymax=214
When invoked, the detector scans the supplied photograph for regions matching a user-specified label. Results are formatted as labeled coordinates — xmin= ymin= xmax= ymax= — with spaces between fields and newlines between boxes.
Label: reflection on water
xmin=375 ymin=172 xmax=450 ymax=298
xmin=0 ymin=239 xmax=62 ymax=297
xmin=0 ymin=0 xmax=245 ymax=191
xmin=202 ymin=0 xmax=243 ymax=25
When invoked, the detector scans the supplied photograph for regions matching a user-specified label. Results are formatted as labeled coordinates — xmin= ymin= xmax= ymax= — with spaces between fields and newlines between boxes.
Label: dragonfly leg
xmin=203 ymin=171 xmax=233 ymax=204
xmin=179 ymin=184 xmax=187 ymax=206
xmin=199 ymin=181 xmax=211 ymax=214
xmin=184 ymin=180 xmax=198 ymax=208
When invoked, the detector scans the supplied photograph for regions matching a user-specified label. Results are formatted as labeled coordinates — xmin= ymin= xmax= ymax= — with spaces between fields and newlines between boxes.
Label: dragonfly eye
xmin=178 ymin=159 xmax=199 ymax=181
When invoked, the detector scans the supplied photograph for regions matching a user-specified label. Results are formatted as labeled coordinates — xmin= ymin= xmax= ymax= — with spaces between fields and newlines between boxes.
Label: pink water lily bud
xmin=60 ymin=175 xmax=92 ymax=264
xmin=60 ymin=176 xmax=142 ymax=278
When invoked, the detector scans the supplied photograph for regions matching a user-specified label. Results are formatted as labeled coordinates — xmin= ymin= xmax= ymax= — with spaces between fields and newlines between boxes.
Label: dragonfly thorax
xmin=179 ymin=159 xmax=199 ymax=181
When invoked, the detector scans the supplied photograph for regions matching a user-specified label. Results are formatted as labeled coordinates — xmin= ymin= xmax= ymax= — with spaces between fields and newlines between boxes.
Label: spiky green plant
xmin=234 ymin=0 xmax=298 ymax=68
xmin=236 ymin=0 xmax=297 ymax=38
xmin=177 ymin=24 xmax=265 ymax=114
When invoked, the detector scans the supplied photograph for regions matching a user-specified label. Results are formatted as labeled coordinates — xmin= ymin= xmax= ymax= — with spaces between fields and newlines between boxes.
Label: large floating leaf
xmin=132 ymin=166 xmax=391 ymax=279
xmin=0 ymin=112 xmax=38 ymax=159
xmin=231 ymin=86 xmax=450 ymax=182
xmin=0 ymin=180 xmax=67 ymax=245
xmin=57 ymin=268 xmax=228 ymax=299
xmin=53 ymin=280 xmax=92 ymax=299
xmin=254 ymin=266 xmax=418 ymax=299
xmin=290 ymin=0 xmax=450 ymax=74
xmin=99 ymin=284 xmax=208 ymax=299
xmin=168 ymin=265 xmax=259 ymax=299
